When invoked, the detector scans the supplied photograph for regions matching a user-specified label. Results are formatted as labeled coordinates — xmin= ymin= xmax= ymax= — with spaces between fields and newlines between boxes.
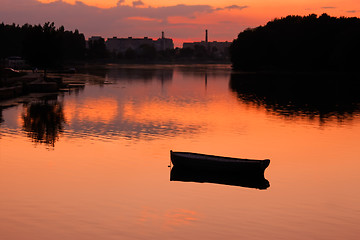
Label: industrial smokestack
xmin=205 ymin=29 xmax=208 ymax=43
xmin=162 ymin=31 xmax=164 ymax=39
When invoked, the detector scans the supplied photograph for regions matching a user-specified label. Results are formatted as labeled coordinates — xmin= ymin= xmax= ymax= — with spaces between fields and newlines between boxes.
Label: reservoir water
xmin=1 ymin=64 xmax=359 ymax=240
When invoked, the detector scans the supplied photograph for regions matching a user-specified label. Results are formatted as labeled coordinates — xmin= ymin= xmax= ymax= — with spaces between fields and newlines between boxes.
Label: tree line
xmin=230 ymin=14 xmax=360 ymax=72
xmin=1 ymin=22 xmax=230 ymax=69
xmin=0 ymin=22 xmax=85 ymax=70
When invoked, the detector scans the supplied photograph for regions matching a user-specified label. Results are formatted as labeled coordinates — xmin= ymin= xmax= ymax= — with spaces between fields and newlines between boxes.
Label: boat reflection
xmin=22 ymin=95 xmax=65 ymax=147
xmin=170 ymin=166 xmax=270 ymax=190
xmin=229 ymin=72 xmax=360 ymax=124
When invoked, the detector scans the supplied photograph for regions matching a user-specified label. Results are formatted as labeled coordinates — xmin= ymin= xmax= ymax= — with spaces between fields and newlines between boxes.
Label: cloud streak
xmin=215 ymin=5 xmax=248 ymax=11
xmin=1 ymin=1 xmax=246 ymax=24
xmin=346 ymin=10 xmax=359 ymax=13
xmin=132 ymin=0 xmax=144 ymax=7
xmin=117 ymin=0 xmax=125 ymax=7
xmin=225 ymin=5 xmax=248 ymax=10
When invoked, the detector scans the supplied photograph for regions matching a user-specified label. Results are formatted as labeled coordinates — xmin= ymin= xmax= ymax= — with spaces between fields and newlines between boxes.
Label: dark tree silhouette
xmin=138 ymin=44 xmax=157 ymax=60
xmin=87 ymin=37 xmax=108 ymax=59
xmin=157 ymin=48 xmax=176 ymax=61
xmin=124 ymin=48 xmax=136 ymax=60
xmin=194 ymin=45 xmax=209 ymax=59
xmin=23 ymin=22 xmax=63 ymax=75
xmin=0 ymin=23 xmax=24 ymax=58
xmin=230 ymin=14 xmax=360 ymax=71
xmin=0 ymin=22 xmax=85 ymax=71
xmin=179 ymin=47 xmax=194 ymax=58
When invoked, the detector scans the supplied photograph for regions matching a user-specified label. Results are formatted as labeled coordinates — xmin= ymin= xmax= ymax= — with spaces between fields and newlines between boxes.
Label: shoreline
xmin=2 ymin=63 xmax=360 ymax=104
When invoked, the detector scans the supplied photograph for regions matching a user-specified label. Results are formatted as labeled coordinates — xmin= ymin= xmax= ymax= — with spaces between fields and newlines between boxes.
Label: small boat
xmin=170 ymin=150 xmax=270 ymax=174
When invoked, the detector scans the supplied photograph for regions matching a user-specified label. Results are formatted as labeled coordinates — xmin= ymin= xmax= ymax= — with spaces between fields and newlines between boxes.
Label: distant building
xmin=154 ymin=32 xmax=174 ymax=51
xmin=105 ymin=32 xmax=174 ymax=54
xmin=183 ymin=30 xmax=231 ymax=58
xmin=88 ymin=36 xmax=103 ymax=42
xmin=87 ymin=36 xmax=104 ymax=48
xmin=106 ymin=37 xmax=153 ymax=54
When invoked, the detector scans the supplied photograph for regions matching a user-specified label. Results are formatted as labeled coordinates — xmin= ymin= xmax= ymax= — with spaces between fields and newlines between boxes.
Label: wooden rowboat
xmin=170 ymin=150 xmax=270 ymax=174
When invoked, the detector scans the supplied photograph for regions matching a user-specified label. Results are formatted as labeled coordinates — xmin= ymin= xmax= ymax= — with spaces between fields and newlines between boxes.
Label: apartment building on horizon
xmin=183 ymin=30 xmax=231 ymax=58
xmin=105 ymin=32 xmax=174 ymax=54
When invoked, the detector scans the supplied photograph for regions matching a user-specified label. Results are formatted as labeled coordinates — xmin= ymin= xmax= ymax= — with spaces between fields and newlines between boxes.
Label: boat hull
xmin=170 ymin=151 xmax=270 ymax=174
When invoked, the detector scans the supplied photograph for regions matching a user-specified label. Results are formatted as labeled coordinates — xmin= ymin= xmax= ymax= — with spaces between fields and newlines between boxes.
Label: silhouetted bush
xmin=179 ymin=47 xmax=194 ymax=58
xmin=87 ymin=37 xmax=108 ymax=59
xmin=230 ymin=14 xmax=360 ymax=72
xmin=124 ymin=48 xmax=136 ymax=60
xmin=138 ymin=44 xmax=157 ymax=60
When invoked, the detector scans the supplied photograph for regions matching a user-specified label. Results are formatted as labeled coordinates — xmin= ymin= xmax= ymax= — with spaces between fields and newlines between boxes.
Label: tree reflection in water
xmin=22 ymin=96 xmax=66 ymax=147
xmin=229 ymin=72 xmax=360 ymax=124
xmin=0 ymin=107 xmax=3 ymax=125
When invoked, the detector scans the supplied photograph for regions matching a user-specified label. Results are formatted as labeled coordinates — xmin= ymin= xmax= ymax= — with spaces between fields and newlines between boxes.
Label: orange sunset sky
xmin=2 ymin=0 xmax=360 ymax=46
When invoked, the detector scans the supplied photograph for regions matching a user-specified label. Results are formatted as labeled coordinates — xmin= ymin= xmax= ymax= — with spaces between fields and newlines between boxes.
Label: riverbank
xmin=0 ymin=70 xmax=86 ymax=108
xmin=0 ymin=72 xmax=58 ymax=100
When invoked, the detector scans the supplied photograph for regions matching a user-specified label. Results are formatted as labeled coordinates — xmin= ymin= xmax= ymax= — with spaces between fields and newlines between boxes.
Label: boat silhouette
xmin=170 ymin=151 xmax=270 ymax=189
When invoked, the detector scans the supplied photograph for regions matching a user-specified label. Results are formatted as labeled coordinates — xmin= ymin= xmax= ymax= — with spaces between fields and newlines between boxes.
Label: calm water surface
xmin=1 ymin=64 xmax=359 ymax=240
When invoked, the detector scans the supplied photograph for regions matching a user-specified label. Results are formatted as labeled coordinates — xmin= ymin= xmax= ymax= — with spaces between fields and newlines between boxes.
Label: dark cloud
xmin=132 ymin=1 xmax=144 ymax=7
xmin=321 ymin=7 xmax=336 ymax=9
xmin=225 ymin=5 xmax=248 ymax=10
xmin=215 ymin=5 xmax=248 ymax=11
xmin=117 ymin=0 xmax=125 ymax=7
xmin=346 ymin=10 xmax=359 ymax=13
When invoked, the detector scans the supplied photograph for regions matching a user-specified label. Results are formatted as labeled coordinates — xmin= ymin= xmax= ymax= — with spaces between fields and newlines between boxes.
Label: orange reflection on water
xmin=122 ymin=100 xmax=208 ymax=124
xmin=65 ymin=97 xmax=118 ymax=124
xmin=1 ymin=66 xmax=360 ymax=240
xmin=163 ymin=209 xmax=198 ymax=228
xmin=137 ymin=207 xmax=198 ymax=231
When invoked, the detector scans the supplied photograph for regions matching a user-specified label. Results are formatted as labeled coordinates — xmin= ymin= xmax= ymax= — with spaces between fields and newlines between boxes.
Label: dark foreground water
xmin=1 ymin=64 xmax=359 ymax=240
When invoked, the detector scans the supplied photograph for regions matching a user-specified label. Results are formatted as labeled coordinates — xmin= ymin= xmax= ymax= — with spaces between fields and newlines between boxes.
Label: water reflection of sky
xmin=61 ymin=85 xmax=208 ymax=141
xmin=1 ymin=65 xmax=232 ymax=145
xmin=63 ymin=95 xmax=205 ymax=141
xmin=1 ymin=65 xmax=360 ymax=147
xmin=1 ymin=65 xmax=360 ymax=240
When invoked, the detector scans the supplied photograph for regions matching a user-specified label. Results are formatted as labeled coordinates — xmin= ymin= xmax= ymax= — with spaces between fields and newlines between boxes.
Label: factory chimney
xmin=205 ymin=29 xmax=208 ymax=43
xmin=162 ymin=31 xmax=164 ymax=39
